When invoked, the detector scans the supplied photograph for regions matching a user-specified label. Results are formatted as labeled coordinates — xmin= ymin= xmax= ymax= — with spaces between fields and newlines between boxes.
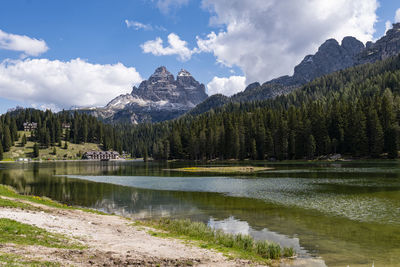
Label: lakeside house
xmin=23 ymin=122 xmax=38 ymax=131
xmin=82 ymin=151 xmax=120 ymax=160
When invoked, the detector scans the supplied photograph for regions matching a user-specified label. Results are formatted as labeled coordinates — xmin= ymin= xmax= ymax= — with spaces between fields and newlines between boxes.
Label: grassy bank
xmin=141 ymin=218 xmax=295 ymax=263
xmin=3 ymin=131 xmax=103 ymax=161
xmin=0 ymin=218 xmax=84 ymax=250
xmin=0 ymin=185 xmax=105 ymax=215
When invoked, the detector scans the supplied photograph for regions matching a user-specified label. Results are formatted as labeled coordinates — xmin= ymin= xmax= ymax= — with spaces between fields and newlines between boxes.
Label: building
xmin=23 ymin=122 xmax=38 ymax=132
xmin=82 ymin=151 xmax=120 ymax=160
xmin=62 ymin=123 xmax=71 ymax=129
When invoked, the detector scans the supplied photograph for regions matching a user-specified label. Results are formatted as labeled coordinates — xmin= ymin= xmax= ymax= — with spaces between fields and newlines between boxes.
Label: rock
xmin=80 ymin=67 xmax=207 ymax=123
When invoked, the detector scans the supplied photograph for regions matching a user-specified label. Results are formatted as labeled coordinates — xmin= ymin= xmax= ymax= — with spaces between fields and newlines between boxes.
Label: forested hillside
xmin=127 ymin=55 xmax=400 ymax=160
xmin=2 ymin=55 xmax=400 ymax=161
xmin=0 ymin=109 xmax=124 ymax=160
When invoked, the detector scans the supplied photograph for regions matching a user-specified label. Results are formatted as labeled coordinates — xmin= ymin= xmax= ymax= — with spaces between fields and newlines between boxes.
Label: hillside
xmin=190 ymin=23 xmax=400 ymax=115
xmin=2 ymin=131 xmax=103 ymax=161
xmin=0 ymin=109 xmax=126 ymax=162
xmin=126 ymin=53 xmax=400 ymax=161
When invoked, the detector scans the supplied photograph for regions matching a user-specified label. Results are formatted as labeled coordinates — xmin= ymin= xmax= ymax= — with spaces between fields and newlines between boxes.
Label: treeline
xmin=128 ymin=55 xmax=400 ymax=160
xmin=2 ymin=55 xmax=400 ymax=161
xmin=0 ymin=109 xmax=124 ymax=159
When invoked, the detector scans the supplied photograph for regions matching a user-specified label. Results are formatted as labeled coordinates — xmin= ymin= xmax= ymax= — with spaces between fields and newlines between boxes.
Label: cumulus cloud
xmin=156 ymin=0 xmax=189 ymax=15
xmin=207 ymin=75 xmax=246 ymax=96
xmin=0 ymin=58 xmax=142 ymax=110
xmin=0 ymin=29 xmax=48 ymax=56
xmin=197 ymin=0 xmax=379 ymax=83
xmin=141 ymin=33 xmax=197 ymax=61
xmin=396 ymin=8 xmax=400 ymax=23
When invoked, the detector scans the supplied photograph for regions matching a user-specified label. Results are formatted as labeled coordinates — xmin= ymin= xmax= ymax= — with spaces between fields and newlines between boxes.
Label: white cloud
xmin=207 ymin=75 xmax=246 ymax=96
xmin=385 ymin=20 xmax=393 ymax=33
xmin=0 ymin=29 xmax=48 ymax=56
xmin=125 ymin=20 xmax=153 ymax=31
xmin=0 ymin=58 xmax=142 ymax=110
xmin=156 ymin=0 xmax=189 ymax=15
xmin=125 ymin=20 xmax=166 ymax=31
xmin=197 ymin=0 xmax=379 ymax=83
xmin=395 ymin=8 xmax=400 ymax=23
xmin=141 ymin=33 xmax=196 ymax=61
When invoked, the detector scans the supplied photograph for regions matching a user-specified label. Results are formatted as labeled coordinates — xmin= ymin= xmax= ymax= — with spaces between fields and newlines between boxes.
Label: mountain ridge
xmin=191 ymin=23 xmax=400 ymax=115
xmin=80 ymin=67 xmax=207 ymax=123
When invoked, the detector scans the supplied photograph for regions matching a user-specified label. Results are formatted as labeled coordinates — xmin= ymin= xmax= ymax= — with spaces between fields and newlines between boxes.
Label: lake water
xmin=0 ymin=160 xmax=399 ymax=267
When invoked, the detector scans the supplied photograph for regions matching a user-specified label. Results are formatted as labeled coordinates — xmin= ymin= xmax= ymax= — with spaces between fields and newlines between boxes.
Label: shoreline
xmin=0 ymin=185 xmax=326 ymax=266
xmin=0 ymin=193 xmax=250 ymax=266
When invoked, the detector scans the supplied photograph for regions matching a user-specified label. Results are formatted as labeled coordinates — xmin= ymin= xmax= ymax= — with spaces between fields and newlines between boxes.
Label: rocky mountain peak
xmin=178 ymin=69 xmax=192 ymax=77
xmin=341 ymin=36 xmax=365 ymax=55
xmin=148 ymin=66 xmax=174 ymax=83
xmin=358 ymin=23 xmax=400 ymax=64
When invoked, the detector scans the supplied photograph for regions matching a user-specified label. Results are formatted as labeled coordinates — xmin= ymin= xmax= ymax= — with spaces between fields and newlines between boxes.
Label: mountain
xmin=193 ymin=23 xmax=400 ymax=114
xmin=80 ymin=67 xmax=207 ymax=123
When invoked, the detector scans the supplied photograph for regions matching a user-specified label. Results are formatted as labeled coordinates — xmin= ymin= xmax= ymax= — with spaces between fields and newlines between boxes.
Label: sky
xmin=0 ymin=0 xmax=399 ymax=113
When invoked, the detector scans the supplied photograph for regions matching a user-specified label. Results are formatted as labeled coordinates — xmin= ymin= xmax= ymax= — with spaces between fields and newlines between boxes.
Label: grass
xmin=0 ymin=198 xmax=37 ymax=210
xmin=3 ymin=131 xmax=103 ymax=161
xmin=0 ymin=253 xmax=60 ymax=267
xmin=140 ymin=218 xmax=295 ymax=263
xmin=0 ymin=184 xmax=106 ymax=215
xmin=167 ymin=166 xmax=272 ymax=173
xmin=0 ymin=218 xmax=84 ymax=249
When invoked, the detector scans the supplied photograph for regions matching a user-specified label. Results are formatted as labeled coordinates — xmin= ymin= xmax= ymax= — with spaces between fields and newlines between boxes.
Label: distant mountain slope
xmin=192 ymin=23 xmax=400 ymax=115
xmin=79 ymin=67 xmax=208 ymax=123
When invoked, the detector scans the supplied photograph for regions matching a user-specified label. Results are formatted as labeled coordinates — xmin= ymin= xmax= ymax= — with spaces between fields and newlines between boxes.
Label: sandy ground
xmin=0 ymin=197 xmax=263 ymax=266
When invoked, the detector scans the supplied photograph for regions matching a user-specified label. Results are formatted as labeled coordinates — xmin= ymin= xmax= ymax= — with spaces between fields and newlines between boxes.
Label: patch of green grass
xmin=0 ymin=218 xmax=84 ymax=249
xmin=2 ymin=131 xmax=103 ymax=161
xmin=0 ymin=253 xmax=60 ymax=267
xmin=0 ymin=198 xmax=36 ymax=210
xmin=138 ymin=218 xmax=295 ymax=263
xmin=0 ymin=185 xmax=106 ymax=215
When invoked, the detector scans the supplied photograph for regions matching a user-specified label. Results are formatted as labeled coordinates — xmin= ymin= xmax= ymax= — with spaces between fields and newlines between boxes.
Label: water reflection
xmin=0 ymin=161 xmax=399 ymax=267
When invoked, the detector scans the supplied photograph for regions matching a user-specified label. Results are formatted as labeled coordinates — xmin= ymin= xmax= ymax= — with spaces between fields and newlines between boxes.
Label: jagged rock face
xmin=289 ymin=37 xmax=365 ymax=85
xmin=84 ymin=66 xmax=207 ymax=123
xmin=358 ymin=23 xmax=400 ymax=64
xmin=177 ymin=69 xmax=207 ymax=105
xmin=131 ymin=67 xmax=207 ymax=107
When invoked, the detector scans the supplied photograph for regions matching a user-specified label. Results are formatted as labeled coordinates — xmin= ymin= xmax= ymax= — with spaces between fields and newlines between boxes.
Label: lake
xmin=0 ymin=160 xmax=399 ymax=267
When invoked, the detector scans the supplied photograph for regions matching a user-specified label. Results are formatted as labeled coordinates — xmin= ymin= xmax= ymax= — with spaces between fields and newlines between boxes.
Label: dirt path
xmin=0 ymin=199 xmax=260 ymax=266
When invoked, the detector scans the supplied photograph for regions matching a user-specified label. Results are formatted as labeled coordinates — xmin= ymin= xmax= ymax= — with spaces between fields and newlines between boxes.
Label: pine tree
xmin=250 ymin=138 xmax=257 ymax=160
xmin=386 ymin=125 xmax=399 ymax=159
xmin=22 ymin=134 xmax=27 ymax=146
xmin=33 ymin=143 xmax=39 ymax=158
xmin=367 ymin=109 xmax=384 ymax=157
xmin=306 ymin=134 xmax=316 ymax=159
xmin=3 ymin=127 xmax=12 ymax=152
xmin=0 ymin=142 xmax=3 ymax=161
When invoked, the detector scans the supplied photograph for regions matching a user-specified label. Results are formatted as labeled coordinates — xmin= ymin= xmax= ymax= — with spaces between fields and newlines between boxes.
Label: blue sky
xmin=0 ymin=0 xmax=399 ymax=113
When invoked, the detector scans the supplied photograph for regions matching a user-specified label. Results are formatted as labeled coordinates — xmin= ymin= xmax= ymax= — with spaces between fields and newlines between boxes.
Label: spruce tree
xmin=3 ymin=127 xmax=12 ymax=152
xmin=0 ymin=142 xmax=3 ymax=160
xmin=306 ymin=135 xmax=316 ymax=159
xmin=33 ymin=143 xmax=39 ymax=158
xmin=22 ymin=134 xmax=27 ymax=146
